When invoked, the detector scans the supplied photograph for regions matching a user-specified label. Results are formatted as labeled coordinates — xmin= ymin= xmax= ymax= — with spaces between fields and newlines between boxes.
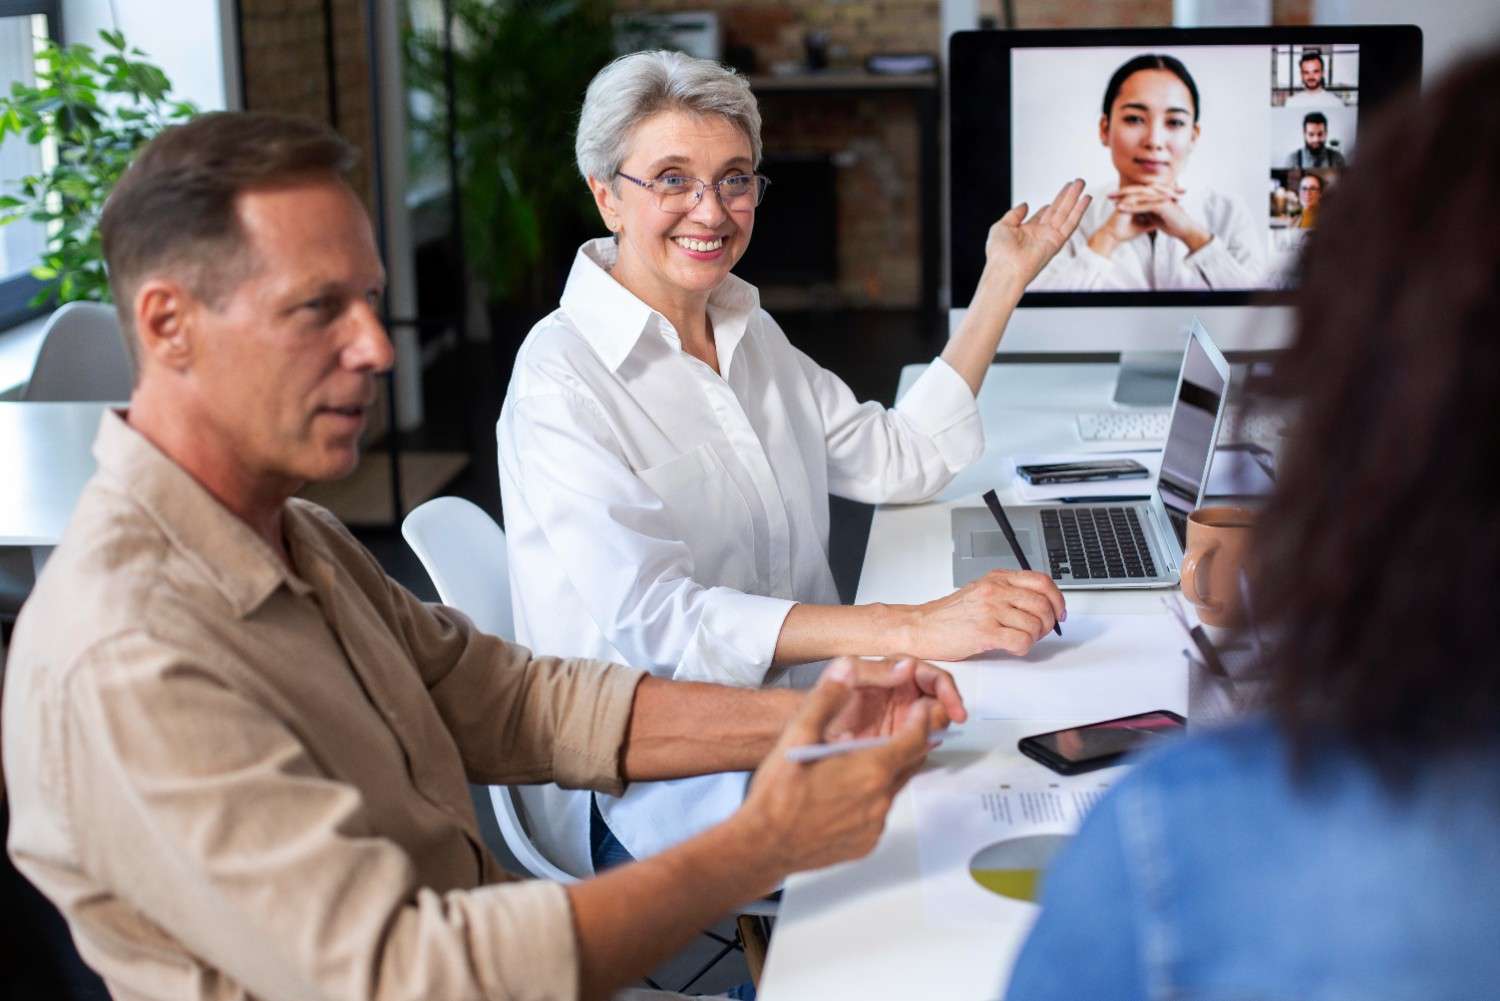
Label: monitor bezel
xmin=948 ymin=25 xmax=1423 ymax=309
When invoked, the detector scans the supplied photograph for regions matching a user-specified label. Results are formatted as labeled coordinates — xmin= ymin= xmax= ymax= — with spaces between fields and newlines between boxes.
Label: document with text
xmin=912 ymin=769 xmax=1119 ymax=927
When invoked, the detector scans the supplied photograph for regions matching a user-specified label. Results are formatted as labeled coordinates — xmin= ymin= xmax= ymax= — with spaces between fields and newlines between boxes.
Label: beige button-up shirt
xmin=2 ymin=412 xmax=644 ymax=1001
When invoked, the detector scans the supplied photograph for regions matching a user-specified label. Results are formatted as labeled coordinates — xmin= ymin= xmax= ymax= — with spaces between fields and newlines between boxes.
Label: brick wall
xmin=237 ymin=0 xmax=377 ymax=211
xmin=236 ymin=0 xmax=385 ymax=432
xmin=756 ymin=90 xmax=925 ymax=309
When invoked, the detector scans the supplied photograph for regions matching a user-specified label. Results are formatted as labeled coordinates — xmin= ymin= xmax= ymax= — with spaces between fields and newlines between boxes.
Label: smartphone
xmin=1018 ymin=710 xmax=1186 ymax=775
xmin=1015 ymin=459 xmax=1150 ymax=485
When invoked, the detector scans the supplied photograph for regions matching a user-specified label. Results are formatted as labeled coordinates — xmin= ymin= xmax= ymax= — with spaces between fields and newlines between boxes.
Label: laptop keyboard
xmin=1039 ymin=506 xmax=1158 ymax=581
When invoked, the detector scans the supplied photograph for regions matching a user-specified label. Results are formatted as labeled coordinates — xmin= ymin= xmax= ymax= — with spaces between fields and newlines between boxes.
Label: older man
xmin=1 ymin=112 xmax=961 ymax=1001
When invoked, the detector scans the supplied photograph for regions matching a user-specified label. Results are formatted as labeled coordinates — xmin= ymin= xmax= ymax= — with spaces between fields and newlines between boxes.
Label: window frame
xmin=0 ymin=0 xmax=62 ymax=331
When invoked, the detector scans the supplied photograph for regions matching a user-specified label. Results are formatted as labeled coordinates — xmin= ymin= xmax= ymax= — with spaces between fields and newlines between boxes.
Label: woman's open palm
xmin=984 ymin=178 xmax=1090 ymax=285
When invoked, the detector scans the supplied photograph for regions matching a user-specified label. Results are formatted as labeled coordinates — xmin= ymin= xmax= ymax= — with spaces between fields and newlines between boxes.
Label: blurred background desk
xmin=0 ymin=401 xmax=109 ymax=575
xmin=758 ymin=362 xmax=1190 ymax=1000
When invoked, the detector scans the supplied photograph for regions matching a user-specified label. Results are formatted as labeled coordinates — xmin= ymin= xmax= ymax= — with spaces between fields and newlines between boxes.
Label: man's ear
xmin=133 ymin=278 xmax=197 ymax=372
xmin=586 ymin=174 xmax=622 ymax=234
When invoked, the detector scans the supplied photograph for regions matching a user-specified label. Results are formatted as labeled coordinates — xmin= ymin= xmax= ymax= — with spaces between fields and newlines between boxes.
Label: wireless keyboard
xmin=1076 ymin=408 xmax=1286 ymax=446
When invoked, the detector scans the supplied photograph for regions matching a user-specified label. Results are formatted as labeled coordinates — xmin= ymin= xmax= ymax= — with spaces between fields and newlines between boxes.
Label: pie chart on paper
xmin=968 ymin=833 xmax=1069 ymax=902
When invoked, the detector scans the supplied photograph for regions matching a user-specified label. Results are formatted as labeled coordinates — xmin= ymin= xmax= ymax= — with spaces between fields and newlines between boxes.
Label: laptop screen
xmin=1157 ymin=329 xmax=1228 ymax=546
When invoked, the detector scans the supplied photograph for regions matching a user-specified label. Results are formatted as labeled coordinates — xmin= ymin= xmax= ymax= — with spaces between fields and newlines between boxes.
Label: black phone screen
xmin=1021 ymin=710 xmax=1186 ymax=772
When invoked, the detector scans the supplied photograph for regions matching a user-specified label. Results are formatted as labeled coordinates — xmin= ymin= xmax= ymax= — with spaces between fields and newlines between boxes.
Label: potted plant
xmin=0 ymin=29 xmax=197 ymax=308
xmin=404 ymin=0 xmax=616 ymax=322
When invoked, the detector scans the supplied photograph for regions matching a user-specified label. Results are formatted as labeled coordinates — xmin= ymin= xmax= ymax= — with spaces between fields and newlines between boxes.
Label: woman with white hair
xmin=497 ymin=50 xmax=1088 ymax=875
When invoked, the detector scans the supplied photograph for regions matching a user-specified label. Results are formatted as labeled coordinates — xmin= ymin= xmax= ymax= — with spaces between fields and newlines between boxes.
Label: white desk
xmin=0 ymin=401 xmax=111 ymax=574
xmin=759 ymin=362 xmax=1188 ymax=1001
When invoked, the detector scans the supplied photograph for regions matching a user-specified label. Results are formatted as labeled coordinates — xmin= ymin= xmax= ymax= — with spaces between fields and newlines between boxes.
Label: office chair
xmin=4 ymin=302 xmax=133 ymax=627
xmin=402 ymin=496 xmax=774 ymax=990
xmin=21 ymin=301 xmax=133 ymax=403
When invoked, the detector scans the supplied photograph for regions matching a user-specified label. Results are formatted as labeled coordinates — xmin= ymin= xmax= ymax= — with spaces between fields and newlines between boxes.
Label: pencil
xmin=981 ymin=489 xmax=1063 ymax=637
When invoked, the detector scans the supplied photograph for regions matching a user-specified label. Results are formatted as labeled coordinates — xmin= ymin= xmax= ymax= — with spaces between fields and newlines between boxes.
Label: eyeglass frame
xmin=614 ymin=170 xmax=771 ymax=212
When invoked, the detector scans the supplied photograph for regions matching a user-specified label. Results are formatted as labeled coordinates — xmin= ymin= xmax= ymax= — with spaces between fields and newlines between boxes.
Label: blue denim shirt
xmin=1006 ymin=718 xmax=1500 ymax=1001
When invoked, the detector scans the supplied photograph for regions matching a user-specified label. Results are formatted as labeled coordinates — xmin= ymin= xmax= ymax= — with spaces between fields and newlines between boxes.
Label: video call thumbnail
xmin=1010 ymin=42 xmax=1360 ymax=292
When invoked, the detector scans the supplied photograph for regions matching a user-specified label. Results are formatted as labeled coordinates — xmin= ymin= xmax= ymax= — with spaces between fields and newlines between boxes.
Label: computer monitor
xmin=948 ymin=26 xmax=1421 ymax=402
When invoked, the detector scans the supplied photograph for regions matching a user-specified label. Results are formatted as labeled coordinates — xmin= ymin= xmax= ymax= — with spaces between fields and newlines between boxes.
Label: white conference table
xmin=0 ymin=401 xmax=112 ymax=575
xmin=758 ymin=361 xmax=1196 ymax=1001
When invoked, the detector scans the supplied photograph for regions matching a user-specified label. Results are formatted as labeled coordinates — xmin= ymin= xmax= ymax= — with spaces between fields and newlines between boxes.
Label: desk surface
xmin=759 ymin=362 xmax=1186 ymax=1001
xmin=0 ymin=401 xmax=109 ymax=547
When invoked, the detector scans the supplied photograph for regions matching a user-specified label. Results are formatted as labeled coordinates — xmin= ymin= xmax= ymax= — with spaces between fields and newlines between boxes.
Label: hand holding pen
xmin=983 ymin=490 xmax=1063 ymax=638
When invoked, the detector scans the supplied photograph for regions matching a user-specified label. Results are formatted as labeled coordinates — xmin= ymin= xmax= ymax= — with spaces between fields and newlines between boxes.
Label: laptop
xmin=952 ymin=319 xmax=1231 ymax=589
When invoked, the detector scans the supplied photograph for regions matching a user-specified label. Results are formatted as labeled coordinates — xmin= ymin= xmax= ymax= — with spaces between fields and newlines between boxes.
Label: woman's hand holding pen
xmin=893 ymin=569 xmax=1066 ymax=660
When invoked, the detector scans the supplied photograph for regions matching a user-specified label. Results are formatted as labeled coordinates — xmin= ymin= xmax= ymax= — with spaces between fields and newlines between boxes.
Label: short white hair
xmin=575 ymin=50 xmax=762 ymax=184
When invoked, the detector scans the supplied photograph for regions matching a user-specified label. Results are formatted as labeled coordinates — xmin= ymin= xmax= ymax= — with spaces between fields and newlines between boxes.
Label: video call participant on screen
xmin=1297 ymin=171 xmax=1325 ymax=228
xmin=1285 ymin=111 xmax=1346 ymax=169
xmin=1285 ymin=50 xmax=1344 ymax=109
xmin=1031 ymin=53 xmax=1265 ymax=292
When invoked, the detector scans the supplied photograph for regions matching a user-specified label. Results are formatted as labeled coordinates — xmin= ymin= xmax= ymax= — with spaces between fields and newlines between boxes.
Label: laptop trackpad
xmin=971 ymin=529 xmax=1035 ymax=569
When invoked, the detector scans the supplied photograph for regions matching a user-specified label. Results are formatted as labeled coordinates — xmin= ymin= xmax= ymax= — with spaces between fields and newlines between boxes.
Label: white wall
xmin=1315 ymin=0 xmax=1500 ymax=81
xmin=61 ymin=0 xmax=238 ymax=111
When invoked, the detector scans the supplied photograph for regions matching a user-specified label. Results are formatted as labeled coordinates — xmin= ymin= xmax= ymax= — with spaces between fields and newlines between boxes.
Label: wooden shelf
xmin=748 ymin=71 xmax=937 ymax=93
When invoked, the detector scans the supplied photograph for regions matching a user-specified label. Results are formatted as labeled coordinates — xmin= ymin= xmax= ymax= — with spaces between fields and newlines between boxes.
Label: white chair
xmin=399 ymin=497 xmax=568 ymax=877
xmin=22 ymin=301 xmax=133 ymax=402
xmin=401 ymin=497 xmax=778 ymax=925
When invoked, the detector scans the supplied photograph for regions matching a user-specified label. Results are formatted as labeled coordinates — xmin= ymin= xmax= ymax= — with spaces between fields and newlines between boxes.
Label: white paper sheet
xmin=967 ymin=613 xmax=1188 ymax=720
xmin=912 ymin=769 xmax=1117 ymax=926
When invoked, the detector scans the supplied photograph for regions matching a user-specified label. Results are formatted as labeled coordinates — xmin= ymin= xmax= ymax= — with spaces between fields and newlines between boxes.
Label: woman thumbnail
xmin=496 ymin=50 xmax=1085 ymax=874
xmin=1007 ymin=48 xmax=1500 ymax=1000
xmin=1032 ymin=53 xmax=1266 ymax=291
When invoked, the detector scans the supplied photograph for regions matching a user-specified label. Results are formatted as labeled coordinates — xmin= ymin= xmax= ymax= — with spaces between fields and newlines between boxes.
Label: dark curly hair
xmin=1248 ymin=48 xmax=1500 ymax=768
xmin=1101 ymin=54 xmax=1200 ymax=122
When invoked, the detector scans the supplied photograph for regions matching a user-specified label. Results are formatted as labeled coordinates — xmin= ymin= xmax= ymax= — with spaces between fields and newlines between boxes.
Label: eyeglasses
xmin=616 ymin=171 xmax=770 ymax=213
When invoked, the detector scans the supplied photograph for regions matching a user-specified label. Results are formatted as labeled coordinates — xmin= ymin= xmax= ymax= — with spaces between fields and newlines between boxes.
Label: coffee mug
xmin=1179 ymin=506 xmax=1256 ymax=627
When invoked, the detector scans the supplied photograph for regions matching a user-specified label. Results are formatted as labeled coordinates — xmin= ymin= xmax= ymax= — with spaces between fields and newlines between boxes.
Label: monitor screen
xmin=950 ymin=26 xmax=1422 ymax=309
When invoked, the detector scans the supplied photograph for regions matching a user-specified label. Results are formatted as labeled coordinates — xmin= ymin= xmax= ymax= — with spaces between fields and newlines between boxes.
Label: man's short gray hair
xmin=575 ymin=50 xmax=762 ymax=184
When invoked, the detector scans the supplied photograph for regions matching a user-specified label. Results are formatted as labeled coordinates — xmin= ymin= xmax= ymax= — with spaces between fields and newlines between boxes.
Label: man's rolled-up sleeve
xmin=396 ymin=597 xmax=644 ymax=791
xmin=59 ymin=635 xmax=589 ymax=1001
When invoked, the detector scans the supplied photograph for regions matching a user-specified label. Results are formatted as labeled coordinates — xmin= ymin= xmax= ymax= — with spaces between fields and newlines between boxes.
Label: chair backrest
xmin=22 ymin=302 xmax=133 ymax=403
xmin=400 ymin=496 xmax=577 ymax=882
xmin=401 ymin=496 xmax=513 ymax=639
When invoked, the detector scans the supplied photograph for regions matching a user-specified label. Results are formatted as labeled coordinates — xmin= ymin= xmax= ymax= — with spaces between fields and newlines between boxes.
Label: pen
xmin=981 ymin=489 xmax=1063 ymax=637
xmin=1162 ymin=596 xmax=1229 ymax=678
xmin=783 ymin=731 xmax=961 ymax=763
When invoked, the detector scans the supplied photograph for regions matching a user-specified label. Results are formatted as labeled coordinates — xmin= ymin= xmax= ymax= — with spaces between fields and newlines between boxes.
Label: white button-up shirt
xmin=1031 ymin=185 xmax=1266 ymax=292
xmin=496 ymin=238 xmax=983 ymax=871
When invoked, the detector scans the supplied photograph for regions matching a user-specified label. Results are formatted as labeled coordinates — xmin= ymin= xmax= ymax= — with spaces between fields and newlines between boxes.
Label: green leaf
xmin=100 ymin=29 xmax=127 ymax=51
xmin=32 ymin=264 xmax=58 ymax=280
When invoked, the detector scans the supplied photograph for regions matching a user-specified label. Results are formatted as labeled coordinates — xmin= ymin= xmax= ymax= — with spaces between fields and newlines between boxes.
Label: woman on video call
xmin=1032 ymin=53 xmax=1266 ymax=291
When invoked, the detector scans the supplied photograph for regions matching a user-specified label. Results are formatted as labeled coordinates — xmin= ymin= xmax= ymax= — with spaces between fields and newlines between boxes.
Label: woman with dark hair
xmin=1005 ymin=49 xmax=1500 ymax=1000
xmin=1033 ymin=53 xmax=1266 ymax=291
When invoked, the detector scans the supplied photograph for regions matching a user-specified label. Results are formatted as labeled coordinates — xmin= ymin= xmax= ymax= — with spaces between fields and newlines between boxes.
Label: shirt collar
xmin=92 ymin=410 xmax=315 ymax=618
xmin=559 ymin=237 xmax=761 ymax=374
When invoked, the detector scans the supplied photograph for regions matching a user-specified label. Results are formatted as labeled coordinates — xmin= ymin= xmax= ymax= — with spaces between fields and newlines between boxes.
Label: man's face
xmin=179 ymin=177 xmax=391 ymax=494
xmin=1301 ymin=57 xmax=1325 ymax=91
xmin=1304 ymin=121 xmax=1327 ymax=151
